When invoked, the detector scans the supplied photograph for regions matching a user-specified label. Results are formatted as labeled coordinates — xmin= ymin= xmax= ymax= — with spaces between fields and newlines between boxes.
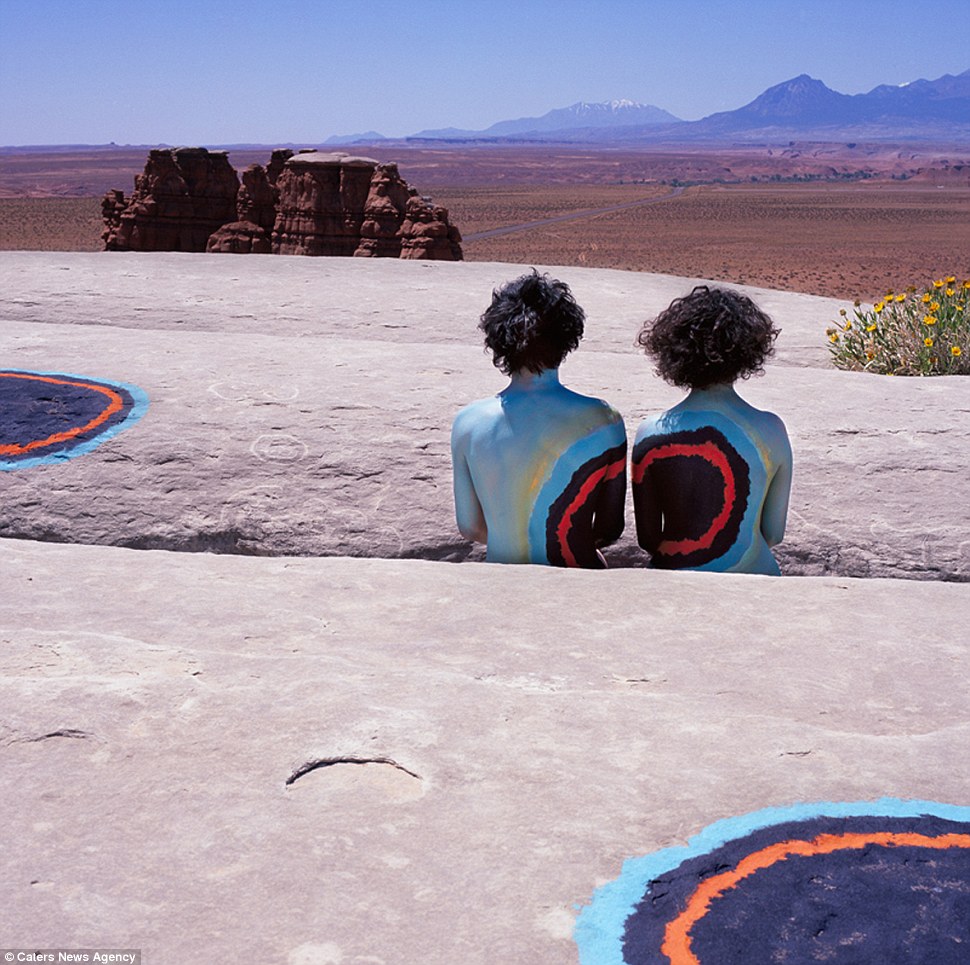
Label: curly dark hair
xmin=479 ymin=270 xmax=585 ymax=375
xmin=637 ymin=285 xmax=780 ymax=389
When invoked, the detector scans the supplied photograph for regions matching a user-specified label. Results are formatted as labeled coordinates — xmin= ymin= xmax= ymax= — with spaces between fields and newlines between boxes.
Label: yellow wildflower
xmin=931 ymin=302 xmax=940 ymax=311
xmin=865 ymin=351 xmax=875 ymax=360
xmin=933 ymin=280 xmax=944 ymax=289
xmin=874 ymin=302 xmax=884 ymax=314
xmin=895 ymin=294 xmax=906 ymax=302
xmin=946 ymin=276 xmax=956 ymax=283
xmin=957 ymin=303 xmax=965 ymax=311
xmin=924 ymin=337 xmax=934 ymax=347
xmin=866 ymin=324 xmax=877 ymax=332
xmin=922 ymin=293 xmax=932 ymax=303
xmin=946 ymin=288 xmax=955 ymax=297
xmin=963 ymin=280 xmax=970 ymax=290
xmin=924 ymin=315 xmax=938 ymax=326
xmin=829 ymin=333 xmax=839 ymax=343
xmin=953 ymin=346 xmax=963 ymax=357
xmin=844 ymin=322 xmax=853 ymax=331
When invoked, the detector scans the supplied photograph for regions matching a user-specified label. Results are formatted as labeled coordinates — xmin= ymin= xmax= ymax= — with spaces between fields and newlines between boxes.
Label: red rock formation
xmin=206 ymin=221 xmax=272 ymax=254
xmin=266 ymin=148 xmax=294 ymax=186
xmin=206 ymin=163 xmax=276 ymax=254
xmin=237 ymin=164 xmax=277 ymax=233
xmin=399 ymin=198 xmax=464 ymax=260
xmin=100 ymin=190 xmax=126 ymax=248
xmin=272 ymin=153 xmax=377 ymax=256
xmin=355 ymin=162 xmax=414 ymax=257
xmin=104 ymin=147 xmax=462 ymax=260
xmin=103 ymin=148 xmax=239 ymax=252
xmin=271 ymin=153 xmax=462 ymax=260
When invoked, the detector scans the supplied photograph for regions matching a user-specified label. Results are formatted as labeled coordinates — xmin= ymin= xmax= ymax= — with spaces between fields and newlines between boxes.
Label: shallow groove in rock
xmin=285 ymin=756 xmax=421 ymax=788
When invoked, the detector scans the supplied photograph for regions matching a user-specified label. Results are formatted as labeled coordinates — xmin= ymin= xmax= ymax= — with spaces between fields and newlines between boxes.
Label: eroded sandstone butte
xmin=102 ymin=147 xmax=463 ymax=260
xmin=101 ymin=147 xmax=240 ymax=252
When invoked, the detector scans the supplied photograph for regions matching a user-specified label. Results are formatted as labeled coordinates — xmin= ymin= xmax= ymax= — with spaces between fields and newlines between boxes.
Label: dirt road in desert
xmin=462 ymin=185 xmax=686 ymax=240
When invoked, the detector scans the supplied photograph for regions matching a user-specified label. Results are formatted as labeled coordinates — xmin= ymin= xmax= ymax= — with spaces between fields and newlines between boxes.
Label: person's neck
xmin=687 ymin=381 xmax=740 ymax=402
xmin=507 ymin=367 xmax=561 ymax=391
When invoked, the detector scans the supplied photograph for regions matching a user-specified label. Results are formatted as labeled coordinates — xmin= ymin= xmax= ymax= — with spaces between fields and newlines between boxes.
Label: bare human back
xmin=451 ymin=271 xmax=626 ymax=568
xmin=632 ymin=286 xmax=792 ymax=575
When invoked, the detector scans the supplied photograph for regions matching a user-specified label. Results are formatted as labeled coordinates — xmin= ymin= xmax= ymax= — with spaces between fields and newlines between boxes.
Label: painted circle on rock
xmin=575 ymin=800 xmax=970 ymax=965
xmin=0 ymin=370 xmax=149 ymax=469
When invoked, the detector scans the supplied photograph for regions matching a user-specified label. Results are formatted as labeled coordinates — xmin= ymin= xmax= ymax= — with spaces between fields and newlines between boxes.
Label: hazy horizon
xmin=1 ymin=0 xmax=968 ymax=147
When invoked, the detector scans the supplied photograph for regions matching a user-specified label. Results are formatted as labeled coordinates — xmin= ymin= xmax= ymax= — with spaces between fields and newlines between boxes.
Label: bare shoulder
xmin=751 ymin=405 xmax=791 ymax=448
xmin=634 ymin=410 xmax=673 ymax=444
xmin=743 ymin=405 xmax=792 ymax=467
xmin=569 ymin=389 xmax=626 ymax=428
xmin=452 ymin=395 xmax=500 ymax=438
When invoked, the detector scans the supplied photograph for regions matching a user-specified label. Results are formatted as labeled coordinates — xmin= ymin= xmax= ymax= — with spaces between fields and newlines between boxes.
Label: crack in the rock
xmin=3 ymin=528 xmax=965 ymax=581
xmin=285 ymin=756 xmax=421 ymax=788
xmin=19 ymin=729 xmax=93 ymax=743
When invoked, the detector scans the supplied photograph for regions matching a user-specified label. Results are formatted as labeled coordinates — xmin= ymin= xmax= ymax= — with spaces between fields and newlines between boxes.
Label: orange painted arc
xmin=0 ymin=373 xmax=125 ymax=456
xmin=661 ymin=831 xmax=970 ymax=965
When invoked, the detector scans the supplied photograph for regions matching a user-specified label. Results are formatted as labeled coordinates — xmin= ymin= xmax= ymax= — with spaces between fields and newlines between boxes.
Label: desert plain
xmin=1 ymin=143 xmax=969 ymax=964
xmin=2 ymin=140 xmax=970 ymax=299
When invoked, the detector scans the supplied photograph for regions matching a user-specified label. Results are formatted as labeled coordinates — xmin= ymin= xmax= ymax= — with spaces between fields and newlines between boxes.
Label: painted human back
xmin=452 ymin=369 xmax=626 ymax=567
xmin=632 ymin=385 xmax=791 ymax=575
xmin=452 ymin=270 xmax=627 ymax=569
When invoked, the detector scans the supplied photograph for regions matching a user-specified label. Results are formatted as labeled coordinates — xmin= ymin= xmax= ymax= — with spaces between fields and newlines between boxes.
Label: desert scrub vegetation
xmin=828 ymin=276 xmax=969 ymax=375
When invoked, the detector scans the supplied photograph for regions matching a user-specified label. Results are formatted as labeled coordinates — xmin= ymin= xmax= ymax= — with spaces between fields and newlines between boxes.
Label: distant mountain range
xmin=409 ymin=100 xmax=681 ymax=140
xmin=671 ymin=71 xmax=970 ymax=140
xmin=325 ymin=100 xmax=679 ymax=144
xmin=327 ymin=70 xmax=970 ymax=145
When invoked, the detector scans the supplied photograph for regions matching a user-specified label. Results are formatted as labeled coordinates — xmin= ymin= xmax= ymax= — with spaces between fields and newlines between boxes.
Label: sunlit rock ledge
xmin=2 ymin=251 xmax=967 ymax=580
xmin=1 ymin=251 xmax=968 ymax=963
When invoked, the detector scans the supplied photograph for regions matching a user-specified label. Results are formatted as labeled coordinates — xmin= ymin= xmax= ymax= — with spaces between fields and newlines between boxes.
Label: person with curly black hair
xmin=632 ymin=285 xmax=792 ymax=574
xmin=451 ymin=270 xmax=626 ymax=568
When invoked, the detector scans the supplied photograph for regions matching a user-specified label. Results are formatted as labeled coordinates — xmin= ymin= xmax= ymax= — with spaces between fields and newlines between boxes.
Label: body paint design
xmin=546 ymin=443 xmax=627 ymax=567
xmin=526 ymin=420 xmax=626 ymax=567
xmin=632 ymin=426 xmax=750 ymax=568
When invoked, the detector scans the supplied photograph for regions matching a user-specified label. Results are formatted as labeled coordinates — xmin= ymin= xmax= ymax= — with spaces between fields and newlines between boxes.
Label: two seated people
xmin=451 ymin=271 xmax=793 ymax=575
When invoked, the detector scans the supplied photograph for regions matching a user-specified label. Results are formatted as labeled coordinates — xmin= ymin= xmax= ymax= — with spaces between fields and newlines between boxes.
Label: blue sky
xmin=1 ymin=0 xmax=967 ymax=145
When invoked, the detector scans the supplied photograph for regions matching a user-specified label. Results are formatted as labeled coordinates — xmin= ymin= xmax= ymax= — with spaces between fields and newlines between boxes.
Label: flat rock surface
xmin=1 ymin=253 xmax=969 ymax=963
xmin=1 ymin=251 xmax=968 ymax=580
xmin=2 ymin=540 xmax=968 ymax=963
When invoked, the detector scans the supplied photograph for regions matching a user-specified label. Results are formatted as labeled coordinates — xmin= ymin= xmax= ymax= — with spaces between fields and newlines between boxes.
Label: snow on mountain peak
xmin=570 ymin=100 xmax=646 ymax=115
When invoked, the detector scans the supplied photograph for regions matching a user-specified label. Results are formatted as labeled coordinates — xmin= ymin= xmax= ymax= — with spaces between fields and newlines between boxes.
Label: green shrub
xmin=827 ymin=276 xmax=969 ymax=375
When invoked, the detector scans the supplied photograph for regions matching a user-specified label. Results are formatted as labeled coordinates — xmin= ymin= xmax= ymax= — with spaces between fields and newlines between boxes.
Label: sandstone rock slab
xmin=1 ymin=539 xmax=967 ymax=963
xmin=1 ymin=252 xmax=967 ymax=580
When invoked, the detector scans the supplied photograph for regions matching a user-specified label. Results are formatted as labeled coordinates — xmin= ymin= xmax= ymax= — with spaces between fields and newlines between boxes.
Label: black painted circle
xmin=623 ymin=814 xmax=970 ymax=965
xmin=0 ymin=370 xmax=143 ymax=466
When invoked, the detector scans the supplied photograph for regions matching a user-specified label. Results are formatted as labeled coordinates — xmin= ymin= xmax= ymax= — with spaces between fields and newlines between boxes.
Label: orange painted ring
xmin=0 ymin=372 xmax=125 ymax=456
xmin=661 ymin=831 xmax=970 ymax=964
